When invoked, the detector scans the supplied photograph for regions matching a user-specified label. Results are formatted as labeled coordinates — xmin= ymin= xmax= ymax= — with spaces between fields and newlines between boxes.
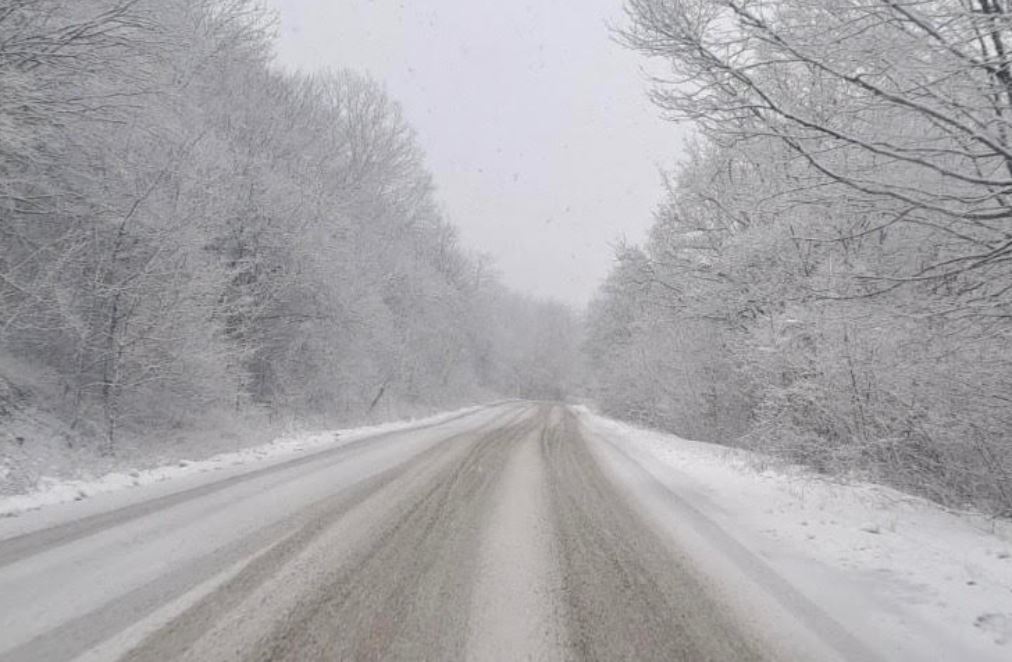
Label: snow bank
xmin=579 ymin=408 xmax=1012 ymax=661
xmin=0 ymin=405 xmax=483 ymax=518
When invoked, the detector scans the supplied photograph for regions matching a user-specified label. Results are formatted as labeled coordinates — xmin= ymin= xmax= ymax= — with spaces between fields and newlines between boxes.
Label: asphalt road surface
xmin=0 ymin=403 xmax=786 ymax=661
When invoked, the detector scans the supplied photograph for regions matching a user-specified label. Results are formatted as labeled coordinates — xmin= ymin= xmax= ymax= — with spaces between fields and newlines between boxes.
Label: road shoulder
xmin=578 ymin=408 xmax=1012 ymax=662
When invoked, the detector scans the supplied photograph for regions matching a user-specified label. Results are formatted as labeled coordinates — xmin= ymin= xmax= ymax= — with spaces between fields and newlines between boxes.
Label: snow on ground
xmin=579 ymin=408 xmax=1012 ymax=662
xmin=0 ymin=405 xmax=484 ymax=519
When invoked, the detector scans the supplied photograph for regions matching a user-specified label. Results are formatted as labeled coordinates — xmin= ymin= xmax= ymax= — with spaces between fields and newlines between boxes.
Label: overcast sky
xmin=264 ymin=0 xmax=686 ymax=306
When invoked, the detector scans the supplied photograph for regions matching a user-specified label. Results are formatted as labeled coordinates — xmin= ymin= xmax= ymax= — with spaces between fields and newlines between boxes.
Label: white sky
xmin=264 ymin=0 xmax=686 ymax=306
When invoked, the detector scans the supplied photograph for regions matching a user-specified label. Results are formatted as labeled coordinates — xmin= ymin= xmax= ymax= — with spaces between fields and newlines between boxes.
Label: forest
xmin=0 ymin=0 xmax=578 ymax=461
xmin=2 ymin=0 xmax=1011 ymax=517
xmin=586 ymin=0 xmax=1012 ymax=515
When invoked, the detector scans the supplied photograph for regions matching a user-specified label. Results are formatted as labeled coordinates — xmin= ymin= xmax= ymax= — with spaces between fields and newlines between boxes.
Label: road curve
xmin=0 ymin=403 xmax=775 ymax=661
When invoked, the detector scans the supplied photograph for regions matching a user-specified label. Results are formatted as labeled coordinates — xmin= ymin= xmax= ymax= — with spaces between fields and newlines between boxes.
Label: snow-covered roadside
xmin=578 ymin=408 xmax=1012 ymax=662
xmin=0 ymin=404 xmax=486 ymax=519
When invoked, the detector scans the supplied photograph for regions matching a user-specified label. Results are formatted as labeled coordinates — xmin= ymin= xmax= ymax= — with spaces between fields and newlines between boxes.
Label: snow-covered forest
xmin=3 ymin=0 xmax=1011 ymax=520
xmin=585 ymin=0 xmax=1012 ymax=515
xmin=0 ymin=0 xmax=578 ymax=458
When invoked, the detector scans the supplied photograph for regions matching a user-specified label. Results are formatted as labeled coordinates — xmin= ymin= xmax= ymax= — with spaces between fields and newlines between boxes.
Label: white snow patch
xmin=0 ymin=405 xmax=484 ymax=519
xmin=579 ymin=409 xmax=1012 ymax=662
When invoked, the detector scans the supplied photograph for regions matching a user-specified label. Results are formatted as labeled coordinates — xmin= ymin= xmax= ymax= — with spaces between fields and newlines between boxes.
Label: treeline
xmin=0 ymin=0 xmax=577 ymax=451
xmin=587 ymin=1 xmax=1012 ymax=514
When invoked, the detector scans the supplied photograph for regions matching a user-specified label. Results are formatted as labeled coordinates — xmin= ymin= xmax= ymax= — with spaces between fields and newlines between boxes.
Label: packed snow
xmin=0 ymin=405 xmax=484 ymax=519
xmin=579 ymin=408 xmax=1012 ymax=661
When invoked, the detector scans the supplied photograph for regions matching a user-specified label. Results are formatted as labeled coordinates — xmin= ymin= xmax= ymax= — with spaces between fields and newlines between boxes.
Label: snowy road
xmin=0 ymin=402 xmax=913 ymax=661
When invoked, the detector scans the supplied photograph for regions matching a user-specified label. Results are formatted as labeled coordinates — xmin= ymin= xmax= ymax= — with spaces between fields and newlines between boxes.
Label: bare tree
xmin=623 ymin=0 xmax=1012 ymax=313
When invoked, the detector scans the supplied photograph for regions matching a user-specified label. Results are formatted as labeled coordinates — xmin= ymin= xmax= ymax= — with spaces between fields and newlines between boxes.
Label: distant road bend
xmin=0 ymin=403 xmax=856 ymax=661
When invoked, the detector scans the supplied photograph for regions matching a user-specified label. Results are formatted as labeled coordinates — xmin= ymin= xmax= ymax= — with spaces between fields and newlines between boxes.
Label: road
xmin=0 ymin=403 xmax=783 ymax=661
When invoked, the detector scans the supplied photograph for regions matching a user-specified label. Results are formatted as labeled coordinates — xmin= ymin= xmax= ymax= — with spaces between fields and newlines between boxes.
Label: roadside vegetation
xmin=0 ymin=0 xmax=579 ymax=475
xmin=586 ymin=0 xmax=1012 ymax=516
